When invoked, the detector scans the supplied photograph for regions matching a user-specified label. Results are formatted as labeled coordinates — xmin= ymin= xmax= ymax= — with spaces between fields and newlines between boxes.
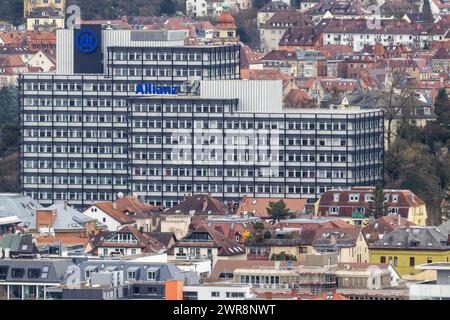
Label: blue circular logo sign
xmin=75 ymin=30 xmax=98 ymax=54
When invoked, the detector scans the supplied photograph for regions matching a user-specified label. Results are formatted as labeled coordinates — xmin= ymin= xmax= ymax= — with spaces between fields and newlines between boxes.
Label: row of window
xmin=111 ymin=50 xmax=237 ymax=62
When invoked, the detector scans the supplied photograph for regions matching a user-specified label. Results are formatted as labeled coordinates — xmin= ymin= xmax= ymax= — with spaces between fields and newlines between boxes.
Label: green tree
xmin=329 ymin=86 xmax=341 ymax=105
xmin=157 ymin=0 xmax=177 ymax=16
xmin=368 ymin=184 xmax=388 ymax=219
xmin=385 ymin=138 xmax=443 ymax=225
xmin=267 ymin=200 xmax=292 ymax=220
xmin=263 ymin=230 xmax=272 ymax=239
xmin=422 ymin=0 xmax=434 ymax=22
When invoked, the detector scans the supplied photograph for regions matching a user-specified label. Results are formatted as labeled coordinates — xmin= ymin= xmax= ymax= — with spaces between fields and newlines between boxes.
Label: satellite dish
xmin=117 ymin=192 xmax=124 ymax=199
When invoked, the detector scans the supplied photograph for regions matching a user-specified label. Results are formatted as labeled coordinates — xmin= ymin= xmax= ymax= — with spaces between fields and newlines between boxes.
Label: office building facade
xmin=20 ymin=27 xmax=384 ymax=209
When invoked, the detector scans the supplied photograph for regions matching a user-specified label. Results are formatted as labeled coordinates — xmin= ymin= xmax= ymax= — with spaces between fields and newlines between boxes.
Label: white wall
xmin=200 ymin=80 xmax=283 ymax=113
xmin=83 ymin=205 xmax=124 ymax=231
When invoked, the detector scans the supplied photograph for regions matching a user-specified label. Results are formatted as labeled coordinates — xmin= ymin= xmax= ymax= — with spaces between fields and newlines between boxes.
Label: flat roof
xmin=416 ymin=263 xmax=450 ymax=271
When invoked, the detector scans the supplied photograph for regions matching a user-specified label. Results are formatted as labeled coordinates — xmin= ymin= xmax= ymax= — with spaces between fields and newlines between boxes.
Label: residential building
xmin=233 ymin=253 xmax=339 ymax=295
xmin=201 ymin=215 xmax=260 ymax=244
xmin=213 ymin=10 xmax=239 ymax=45
xmin=257 ymin=1 xmax=295 ymax=28
xmin=24 ymin=0 xmax=66 ymax=17
xmin=26 ymin=7 xmax=65 ymax=32
xmin=313 ymin=227 xmax=369 ymax=263
xmin=431 ymin=46 xmax=450 ymax=72
xmin=83 ymin=195 xmax=162 ymax=233
xmin=160 ymin=215 xmax=192 ymax=240
xmin=362 ymin=215 xmax=415 ymax=245
xmin=87 ymin=225 xmax=165 ymax=256
xmin=0 ymin=193 xmax=43 ymax=231
xmin=33 ymin=202 xmax=105 ymax=249
xmin=316 ymin=187 xmax=428 ymax=226
xmin=0 ymin=216 xmax=23 ymax=235
xmin=237 ymin=196 xmax=308 ymax=218
xmin=369 ymin=226 xmax=450 ymax=276
xmin=278 ymin=27 xmax=323 ymax=52
xmin=245 ymin=229 xmax=314 ymax=261
xmin=260 ymin=50 xmax=299 ymax=77
xmin=0 ymin=258 xmax=73 ymax=300
xmin=170 ymin=225 xmax=246 ymax=267
xmin=322 ymin=18 xmax=450 ymax=51
xmin=165 ymin=194 xmax=230 ymax=216
xmin=335 ymin=262 xmax=408 ymax=300
xmin=26 ymin=50 xmax=56 ymax=72
xmin=259 ymin=12 xmax=311 ymax=53
xmin=46 ymin=259 xmax=199 ymax=300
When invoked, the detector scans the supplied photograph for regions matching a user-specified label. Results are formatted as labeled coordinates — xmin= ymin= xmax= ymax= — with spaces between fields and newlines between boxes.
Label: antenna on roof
xmin=117 ymin=192 xmax=124 ymax=199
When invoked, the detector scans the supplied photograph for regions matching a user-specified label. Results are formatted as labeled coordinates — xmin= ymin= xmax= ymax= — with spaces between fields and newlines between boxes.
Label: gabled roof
xmin=318 ymin=187 xmax=426 ymax=219
xmin=258 ymin=1 xmax=295 ymax=13
xmin=174 ymin=225 xmax=245 ymax=256
xmin=92 ymin=195 xmax=161 ymax=224
xmin=433 ymin=46 xmax=450 ymax=59
xmin=370 ymin=226 xmax=450 ymax=250
xmin=305 ymin=0 xmax=368 ymax=16
xmin=362 ymin=215 xmax=415 ymax=244
xmin=41 ymin=203 xmax=97 ymax=232
xmin=147 ymin=232 xmax=177 ymax=247
xmin=261 ymin=11 xmax=312 ymax=29
xmin=313 ymin=227 xmax=362 ymax=248
xmin=90 ymin=225 xmax=165 ymax=253
xmin=165 ymin=194 xmax=229 ymax=215
xmin=261 ymin=49 xmax=298 ymax=61
xmin=279 ymin=26 xmax=322 ymax=47
xmin=0 ymin=193 xmax=43 ymax=229
xmin=237 ymin=197 xmax=308 ymax=218
xmin=311 ymin=291 xmax=349 ymax=300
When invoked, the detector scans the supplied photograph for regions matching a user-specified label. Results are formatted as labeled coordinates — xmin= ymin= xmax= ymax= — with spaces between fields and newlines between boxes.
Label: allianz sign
xmin=135 ymin=83 xmax=179 ymax=95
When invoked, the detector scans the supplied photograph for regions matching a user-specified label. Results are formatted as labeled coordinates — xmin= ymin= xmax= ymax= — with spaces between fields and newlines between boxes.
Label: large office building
xmin=20 ymin=26 xmax=384 ymax=209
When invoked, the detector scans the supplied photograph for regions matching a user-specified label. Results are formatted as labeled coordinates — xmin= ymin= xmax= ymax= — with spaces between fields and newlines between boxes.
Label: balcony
xmin=410 ymin=281 xmax=450 ymax=300
xmin=247 ymin=254 xmax=270 ymax=261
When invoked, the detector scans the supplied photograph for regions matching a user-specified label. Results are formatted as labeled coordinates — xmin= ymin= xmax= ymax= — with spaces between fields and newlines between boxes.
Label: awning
xmin=145 ymin=267 xmax=160 ymax=272
xmin=0 ymin=216 xmax=23 ymax=226
xmin=104 ymin=266 xmax=118 ymax=272
xmin=127 ymin=266 xmax=140 ymax=272
xmin=84 ymin=266 xmax=98 ymax=272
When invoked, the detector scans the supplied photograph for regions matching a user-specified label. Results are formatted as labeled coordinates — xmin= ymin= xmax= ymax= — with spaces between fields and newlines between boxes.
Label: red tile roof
xmin=174 ymin=225 xmax=245 ymax=256
xmin=362 ymin=215 xmax=415 ymax=244
xmin=237 ymin=196 xmax=308 ymax=218
xmin=317 ymin=187 xmax=425 ymax=219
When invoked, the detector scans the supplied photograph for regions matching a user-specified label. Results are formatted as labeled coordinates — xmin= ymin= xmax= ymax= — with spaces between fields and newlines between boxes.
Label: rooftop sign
xmin=135 ymin=83 xmax=179 ymax=95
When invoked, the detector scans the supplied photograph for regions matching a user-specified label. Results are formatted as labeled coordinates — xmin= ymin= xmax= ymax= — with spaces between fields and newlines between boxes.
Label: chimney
xmin=63 ymin=201 xmax=67 ymax=210
xmin=36 ymin=209 xmax=55 ymax=233
xmin=113 ymin=202 xmax=117 ymax=210
xmin=242 ymin=195 xmax=248 ymax=204
xmin=202 ymin=197 xmax=208 ymax=211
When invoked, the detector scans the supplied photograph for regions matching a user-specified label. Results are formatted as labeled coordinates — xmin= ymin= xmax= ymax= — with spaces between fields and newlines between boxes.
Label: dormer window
xmin=349 ymin=194 xmax=359 ymax=202
xmin=333 ymin=193 xmax=340 ymax=202
xmin=364 ymin=194 xmax=373 ymax=202
xmin=392 ymin=195 xmax=398 ymax=203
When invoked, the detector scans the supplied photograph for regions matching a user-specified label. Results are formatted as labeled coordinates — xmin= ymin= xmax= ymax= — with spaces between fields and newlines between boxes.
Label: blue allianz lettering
xmin=135 ymin=84 xmax=179 ymax=95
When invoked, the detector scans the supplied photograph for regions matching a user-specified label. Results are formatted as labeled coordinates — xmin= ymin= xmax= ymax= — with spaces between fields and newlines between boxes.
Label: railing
xmin=246 ymin=254 xmax=270 ymax=260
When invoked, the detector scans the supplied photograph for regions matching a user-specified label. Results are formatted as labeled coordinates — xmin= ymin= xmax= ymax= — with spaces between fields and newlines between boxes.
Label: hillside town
xmin=0 ymin=0 xmax=449 ymax=301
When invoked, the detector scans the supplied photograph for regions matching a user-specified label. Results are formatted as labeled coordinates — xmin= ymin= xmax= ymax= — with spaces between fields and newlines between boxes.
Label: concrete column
xmin=6 ymin=285 xmax=9 ymax=300
xmin=21 ymin=285 xmax=24 ymax=300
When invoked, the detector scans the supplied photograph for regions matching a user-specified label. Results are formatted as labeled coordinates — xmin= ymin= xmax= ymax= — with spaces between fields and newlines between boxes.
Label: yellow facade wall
xmin=369 ymin=249 xmax=450 ymax=276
